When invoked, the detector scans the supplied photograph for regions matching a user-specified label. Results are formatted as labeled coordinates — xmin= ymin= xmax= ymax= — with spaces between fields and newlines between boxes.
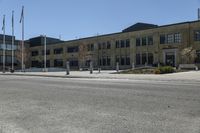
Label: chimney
xmin=198 ymin=8 xmax=200 ymax=20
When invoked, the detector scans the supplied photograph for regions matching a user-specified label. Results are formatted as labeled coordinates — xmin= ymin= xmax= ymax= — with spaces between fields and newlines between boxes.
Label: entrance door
xmin=165 ymin=52 xmax=175 ymax=67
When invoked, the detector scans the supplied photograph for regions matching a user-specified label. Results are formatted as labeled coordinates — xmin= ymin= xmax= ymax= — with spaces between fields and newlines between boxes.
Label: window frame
xmin=142 ymin=37 xmax=147 ymax=46
xmin=136 ymin=38 xmax=141 ymax=46
xmin=174 ymin=33 xmax=181 ymax=43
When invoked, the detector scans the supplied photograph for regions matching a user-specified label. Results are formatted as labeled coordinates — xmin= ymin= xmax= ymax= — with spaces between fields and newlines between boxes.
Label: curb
xmin=0 ymin=73 xmax=94 ymax=79
xmin=1 ymin=73 xmax=200 ymax=83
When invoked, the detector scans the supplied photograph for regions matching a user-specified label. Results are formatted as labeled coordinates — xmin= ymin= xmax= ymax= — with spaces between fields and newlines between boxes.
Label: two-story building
xmin=20 ymin=20 xmax=200 ymax=70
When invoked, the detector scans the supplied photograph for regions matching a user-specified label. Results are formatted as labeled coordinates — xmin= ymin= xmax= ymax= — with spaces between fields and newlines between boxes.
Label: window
xmin=32 ymin=51 xmax=39 ymax=56
xmin=142 ymin=53 xmax=147 ymax=65
xmin=102 ymin=42 xmax=106 ymax=49
xmin=70 ymin=60 xmax=79 ymax=67
xmin=46 ymin=60 xmax=50 ymax=67
xmin=5 ymin=56 xmax=12 ymax=64
xmin=142 ymin=37 xmax=147 ymax=46
xmin=54 ymin=59 xmax=63 ymax=67
xmin=194 ymin=31 xmax=200 ymax=41
xmin=107 ymin=41 xmax=111 ymax=49
xmin=67 ymin=46 xmax=78 ymax=53
xmin=0 ymin=56 xmax=17 ymax=64
xmin=31 ymin=61 xmax=39 ymax=67
xmin=126 ymin=39 xmax=130 ymax=47
xmin=136 ymin=54 xmax=141 ymax=65
xmin=0 ymin=56 xmax=2 ymax=63
xmin=116 ymin=40 xmax=120 ymax=48
xmin=42 ymin=49 xmax=50 ymax=55
xmin=167 ymin=34 xmax=174 ymax=44
xmin=148 ymin=53 xmax=154 ymax=65
xmin=98 ymin=43 xmax=101 ymax=50
xmin=107 ymin=56 xmax=111 ymax=66
xmin=195 ymin=50 xmax=200 ymax=63
xmin=136 ymin=38 xmax=141 ymax=46
xmin=87 ymin=45 xmax=90 ymax=51
xmin=121 ymin=40 xmax=125 ymax=48
xmin=54 ymin=48 xmax=63 ymax=54
xmin=148 ymin=36 xmax=153 ymax=45
xmin=85 ymin=60 xmax=91 ymax=67
xmin=102 ymin=57 xmax=106 ymax=66
xmin=121 ymin=56 xmax=125 ymax=65
xmin=0 ymin=44 xmax=18 ymax=50
xmin=99 ymin=59 xmax=102 ymax=66
xmin=174 ymin=33 xmax=181 ymax=43
xmin=87 ymin=44 xmax=94 ymax=51
xmin=116 ymin=56 xmax=120 ymax=64
xmin=126 ymin=56 xmax=130 ymax=65
xmin=91 ymin=44 xmax=94 ymax=51
xmin=160 ymin=35 xmax=166 ymax=44
xmin=42 ymin=60 xmax=50 ymax=67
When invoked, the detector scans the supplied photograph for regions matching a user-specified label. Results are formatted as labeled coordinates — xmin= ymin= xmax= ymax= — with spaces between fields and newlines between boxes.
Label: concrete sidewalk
xmin=1 ymin=70 xmax=200 ymax=82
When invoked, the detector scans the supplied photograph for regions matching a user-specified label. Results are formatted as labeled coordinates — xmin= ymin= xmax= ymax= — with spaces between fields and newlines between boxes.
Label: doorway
xmin=165 ymin=52 xmax=175 ymax=67
xmin=163 ymin=49 xmax=177 ymax=67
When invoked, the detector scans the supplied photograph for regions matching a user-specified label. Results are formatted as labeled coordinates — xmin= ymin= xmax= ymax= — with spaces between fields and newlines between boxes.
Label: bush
xmin=154 ymin=69 xmax=161 ymax=74
xmin=155 ymin=66 xmax=174 ymax=74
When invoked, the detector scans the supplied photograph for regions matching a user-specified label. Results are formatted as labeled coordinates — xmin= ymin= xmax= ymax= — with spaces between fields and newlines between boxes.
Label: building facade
xmin=28 ymin=20 xmax=200 ymax=70
xmin=0 ymin=34 xmax=24 ymax=70
xmin=2 ymin=20 xmax=200 ymax=71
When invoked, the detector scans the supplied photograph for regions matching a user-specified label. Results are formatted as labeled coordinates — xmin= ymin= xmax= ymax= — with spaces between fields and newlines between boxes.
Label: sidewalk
xmin=1 ymin=70 xmax=200 ymax=82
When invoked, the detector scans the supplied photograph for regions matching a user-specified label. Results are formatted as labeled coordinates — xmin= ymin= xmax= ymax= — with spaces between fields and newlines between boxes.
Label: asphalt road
xmin=0 ymin=75 xmax=200 ymax=133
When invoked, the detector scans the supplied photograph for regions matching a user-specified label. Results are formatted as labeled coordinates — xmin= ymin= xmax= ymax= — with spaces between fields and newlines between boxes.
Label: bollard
xmin=145 ymin=62 xmax=148 ymax=67
xmin=66 ymin=61 xmax=70 ymax=75
xmin=132 ymin=62 xmax=135 ymax=70
xmin=98 ymin=68 xmax=101 ymax=73
xmin=90 ymin=61 xmax=93 ymax=74
xmin=116 ymin=62 xmax=119 ymax=72
xmin=23 ymin=64 xmax=26 ymax=73
xmin=158 ymin=62 xmax=160 ymax=68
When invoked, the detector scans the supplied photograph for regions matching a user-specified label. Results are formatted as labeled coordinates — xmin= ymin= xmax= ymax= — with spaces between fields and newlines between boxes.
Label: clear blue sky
xmin=0 ymin=0 xmax=200 ymax=40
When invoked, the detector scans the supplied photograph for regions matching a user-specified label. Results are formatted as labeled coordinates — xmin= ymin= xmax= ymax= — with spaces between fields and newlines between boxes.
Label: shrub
xmin=154 ymin=69 xmax=161 ymax=74
xmin=155 ymin=66 xmax=174 ymax=74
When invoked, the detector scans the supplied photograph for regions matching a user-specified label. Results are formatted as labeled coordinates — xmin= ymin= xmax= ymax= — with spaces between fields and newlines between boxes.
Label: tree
xmin=180 ymin=46 xmax=197 ymax=64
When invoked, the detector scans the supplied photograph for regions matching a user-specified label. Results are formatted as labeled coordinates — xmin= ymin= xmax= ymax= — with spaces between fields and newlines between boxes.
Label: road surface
xmin=0 ymin=75 xmax=199 ymax=133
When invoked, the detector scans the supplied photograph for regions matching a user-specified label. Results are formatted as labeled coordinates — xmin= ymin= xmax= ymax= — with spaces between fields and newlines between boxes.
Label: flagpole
xmin=44 ymin=35 xmax=47 ymax=72
xmin=20 ymin=6 xmax=24 ymax=72
xmin=2 ymin=15 xmax=5 ymax=73
xmin=12 ymin=11 xmax=14 ymax=71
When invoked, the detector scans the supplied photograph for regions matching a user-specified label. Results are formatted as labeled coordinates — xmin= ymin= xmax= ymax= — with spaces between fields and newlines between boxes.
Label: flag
xmin=12 ymin=11 xmax=14 ymax=28
xmin=2 ymin=15 xmax=5 ymax=31
xmin=198 ymin=8 xmax=200 ymax=20
xmin=20 ymin=6 xmax=24 ymax=23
